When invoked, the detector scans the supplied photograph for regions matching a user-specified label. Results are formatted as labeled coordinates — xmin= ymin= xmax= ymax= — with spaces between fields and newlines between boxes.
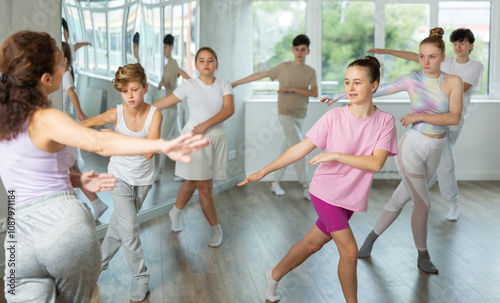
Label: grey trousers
xmin=157 ymin=107 xmax=181 ymax=173
xmin=274 ymin=115 xmax=309 ymax=188
xmin=101 ymin=178 xmax=151 ymax=284
xmin=4 ymin=191 xmax=100 ymax=303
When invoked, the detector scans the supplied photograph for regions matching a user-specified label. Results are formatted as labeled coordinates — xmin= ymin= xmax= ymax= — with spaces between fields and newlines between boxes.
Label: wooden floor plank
xmin=1 ymin=180 xmax=499 ymax=303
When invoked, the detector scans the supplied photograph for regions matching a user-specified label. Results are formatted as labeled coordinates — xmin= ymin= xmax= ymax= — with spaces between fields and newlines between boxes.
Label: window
xmin=383 ymin=4 xmax=429 ymax=83
xmin=252 ymin=1 xmax=306 ymax=96
xmin=321 ymin=1 xmax=375 ymax=95
xmin=439 ymin=1 xmax=491 ymax=95
xmin=108 ymin=9 xmax=124 ymax=72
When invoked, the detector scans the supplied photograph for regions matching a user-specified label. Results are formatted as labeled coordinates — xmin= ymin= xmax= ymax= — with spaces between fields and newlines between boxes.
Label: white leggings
xmin=374 ymin=130 xmax=445 ymax=251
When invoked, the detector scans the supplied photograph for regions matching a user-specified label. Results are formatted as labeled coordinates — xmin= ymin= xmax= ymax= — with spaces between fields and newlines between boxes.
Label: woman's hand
xmin=163 ymin=133 xmax=210 ymax=163
xmin=238 ymin=170 xmax=266 ymax=186
xmin=308 ymin=152 xmax=338 ymax=165
xmin=81 ymin=170 xmax=116 ymax=192
xmin=400 ymin=114 xmax=421 ymax=127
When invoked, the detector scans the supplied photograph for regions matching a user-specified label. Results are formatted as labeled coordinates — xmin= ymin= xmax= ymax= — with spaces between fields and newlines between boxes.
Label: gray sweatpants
xmin=157 ymin=107 xmax=181 ymax=174
xmin=273 ymin=114 xmax=309 ymax=188
xmin=101 ymin=178 xmax=151 ymax=284
xmin=4 ymin=191 xmax=100 ymax=303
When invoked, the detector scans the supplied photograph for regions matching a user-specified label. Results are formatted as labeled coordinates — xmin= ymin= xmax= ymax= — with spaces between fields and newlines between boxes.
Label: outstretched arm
xmin=192 ymin=94 xmax=235 ymax=135
xmin=239 ymin=138 xmax=316 ymax=186
xmin=152 ymin=93 xmax=182 ymax=110
xmin=74 ymin=42 xmax=91 ymax=52
xmin=80 ymin=108 xmax=117 ymax=128
xmin=232 ymin=71 xmax=268 ymax=88
xmin=31 ymin=108 xmax=209 ymax=162
xmin=142 ymin=109 xmax=163 ymax=159
xmin=367 ymin=48 xmax=419 ymax=62
xmin=308 ymin=149 xmax=390 ymax=172
xmin=67 ymin=87 xmax=88 ymax=121
xmin=179 ymin=69 xmax=191 ymax=80
xmin=278 ymin=85 xmax=318 ymax=98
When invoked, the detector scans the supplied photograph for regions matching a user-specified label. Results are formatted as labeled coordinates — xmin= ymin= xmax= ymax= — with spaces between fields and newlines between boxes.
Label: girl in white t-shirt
xmin=62 ymin=42 xmax=109 ymax=221
xmin=153 ymin=47 xmax=235 ymax=247
xmin=62 ymin=42 xmax=87 ymax=121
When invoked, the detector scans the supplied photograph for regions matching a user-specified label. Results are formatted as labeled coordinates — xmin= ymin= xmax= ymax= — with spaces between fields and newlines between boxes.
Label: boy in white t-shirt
xmin=366 ymin=28 xmax=484 ymax=221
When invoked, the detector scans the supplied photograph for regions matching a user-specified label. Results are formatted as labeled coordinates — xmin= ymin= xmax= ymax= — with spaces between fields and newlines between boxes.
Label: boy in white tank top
xmin=81 ymin=63 xmax=162 ymax=301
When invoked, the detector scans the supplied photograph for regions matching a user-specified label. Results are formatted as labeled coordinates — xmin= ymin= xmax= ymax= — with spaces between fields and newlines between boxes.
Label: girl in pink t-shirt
xmin=239 ymin=56 xmax=397 ymax=303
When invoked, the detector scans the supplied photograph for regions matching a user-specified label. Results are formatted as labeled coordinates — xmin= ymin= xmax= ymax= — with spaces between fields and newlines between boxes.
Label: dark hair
xmin=133 ymin=32 xmax=140 ymax=45
xmin=195 ymin=47 xmax=218 ymax=63
xmin=420 ymin=27 xmax=445 ymax=54
xmin=348 ymin=56 xmax=381 ymax=91
xmin=62 ymin=42 xmax=74 ymax=85
xmin=292 ymin=34 xmax=310 ymax=48
xmin=62 ymin=18 xmax=69 ymax=32
xmin=112 ymin=63 xmax=147 ymax=92
xmin=450 ymin=28 xmax=475 ymax=44
xmin=0 ymin=31 xmax=59 ymax=141
xmin=163 ymin=34 xmax=174 ymax=46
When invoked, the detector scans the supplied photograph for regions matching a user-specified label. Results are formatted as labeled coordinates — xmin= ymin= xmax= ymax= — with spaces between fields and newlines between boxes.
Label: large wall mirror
xmin=62 ymin=0 xmax=201 ymax=233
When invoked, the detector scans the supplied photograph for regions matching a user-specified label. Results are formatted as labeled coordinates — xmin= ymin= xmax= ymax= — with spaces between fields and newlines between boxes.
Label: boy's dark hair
xmin=62 ymin=18 xmax=69 ymax=32
xmin=133 ymin=32 xmax=140 ymax=45
xmin=163 ymin=34 xmax=174 ymax=46
xmin=292 ymin=34 xmax=310 ymax=48
xmin=450 ymin=28 xmax=475 ymax=44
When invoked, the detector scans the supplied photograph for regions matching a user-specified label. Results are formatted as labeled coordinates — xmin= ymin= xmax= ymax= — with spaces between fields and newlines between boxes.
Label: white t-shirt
xmin=173 ymin=78 xmax=233 ymax=128
xmin=62 ymin=70 xmax=74 ymax=115
xmin=441 ymin=57 xmax=483 ymax=131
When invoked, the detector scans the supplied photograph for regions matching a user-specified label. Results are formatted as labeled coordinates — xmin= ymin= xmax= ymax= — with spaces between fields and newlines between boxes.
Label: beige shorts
xmin=175 ymin=122 xmax=227 ymax=180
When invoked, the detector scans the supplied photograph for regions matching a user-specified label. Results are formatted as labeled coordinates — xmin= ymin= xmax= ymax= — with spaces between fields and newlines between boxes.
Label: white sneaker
xmin=271 ymin=182 xmax=285 ymax=196
xmin=303 ymin=188 xmax=311 ymax=200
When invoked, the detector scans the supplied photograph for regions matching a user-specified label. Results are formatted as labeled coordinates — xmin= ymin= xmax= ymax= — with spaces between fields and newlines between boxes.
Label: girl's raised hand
xmin=163 ymin=132 xmax=210 ymax=163
xmin=238 ymin=170 xmax=266 ymax=186
xmin=308 ymin=152 xmax=338 ymax=165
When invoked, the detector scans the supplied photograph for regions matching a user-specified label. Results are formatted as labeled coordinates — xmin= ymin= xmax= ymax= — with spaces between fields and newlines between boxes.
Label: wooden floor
xmin=2 ymin=180 xmax=500 ymax=302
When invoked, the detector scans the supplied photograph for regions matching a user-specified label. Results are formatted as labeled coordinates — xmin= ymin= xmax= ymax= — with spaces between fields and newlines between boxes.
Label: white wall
xmin=244 ymin=99 xmax=500 ymax=182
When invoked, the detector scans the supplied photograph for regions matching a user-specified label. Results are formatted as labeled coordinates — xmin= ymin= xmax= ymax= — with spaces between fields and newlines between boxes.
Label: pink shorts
xmin=310 ymin=193 xmax=354 ymax=236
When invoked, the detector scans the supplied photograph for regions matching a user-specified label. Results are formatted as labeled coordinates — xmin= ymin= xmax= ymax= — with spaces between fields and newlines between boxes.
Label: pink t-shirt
xmin=306 ymin=105 xmax=398 ymax=212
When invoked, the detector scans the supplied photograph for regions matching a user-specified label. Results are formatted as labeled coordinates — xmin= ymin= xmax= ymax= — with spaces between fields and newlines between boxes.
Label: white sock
xmin=208 ymin=224 xmax=223 ymax=247
xmin=265 ymin=269 xmax=280 ymax=302
xmin=169 ymin=206 xmax=183 ymax=232
xmin=303 ymin=188 xmax=311 ymax=200
xmin=91 ymin=198 xmax=108 ymax=221
xmin=130 ymin=283 xmax=149 ymax=301
xmin=271 ymin=182 xmax=285 ymax=196
xmin=446 ymin=202 xmax=459 ymax=221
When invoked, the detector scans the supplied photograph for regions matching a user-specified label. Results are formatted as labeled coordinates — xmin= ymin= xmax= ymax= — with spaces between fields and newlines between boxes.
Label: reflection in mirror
xmin=62 ymin=0 xmax=199 ymax=230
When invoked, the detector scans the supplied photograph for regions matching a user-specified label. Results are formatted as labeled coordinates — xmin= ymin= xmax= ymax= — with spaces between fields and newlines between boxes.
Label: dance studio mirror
xmin=62 ymin=0 xmax=202 ymax=230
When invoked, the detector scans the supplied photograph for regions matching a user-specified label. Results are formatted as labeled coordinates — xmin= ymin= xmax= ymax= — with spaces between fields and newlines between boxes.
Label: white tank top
xmin=108 ymin=104 xmax=157 ymax=186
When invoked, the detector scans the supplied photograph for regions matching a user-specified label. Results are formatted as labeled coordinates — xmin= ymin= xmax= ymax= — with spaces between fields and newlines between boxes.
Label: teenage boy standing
xmin=232 ymin=34 xmax=318 ymax=199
